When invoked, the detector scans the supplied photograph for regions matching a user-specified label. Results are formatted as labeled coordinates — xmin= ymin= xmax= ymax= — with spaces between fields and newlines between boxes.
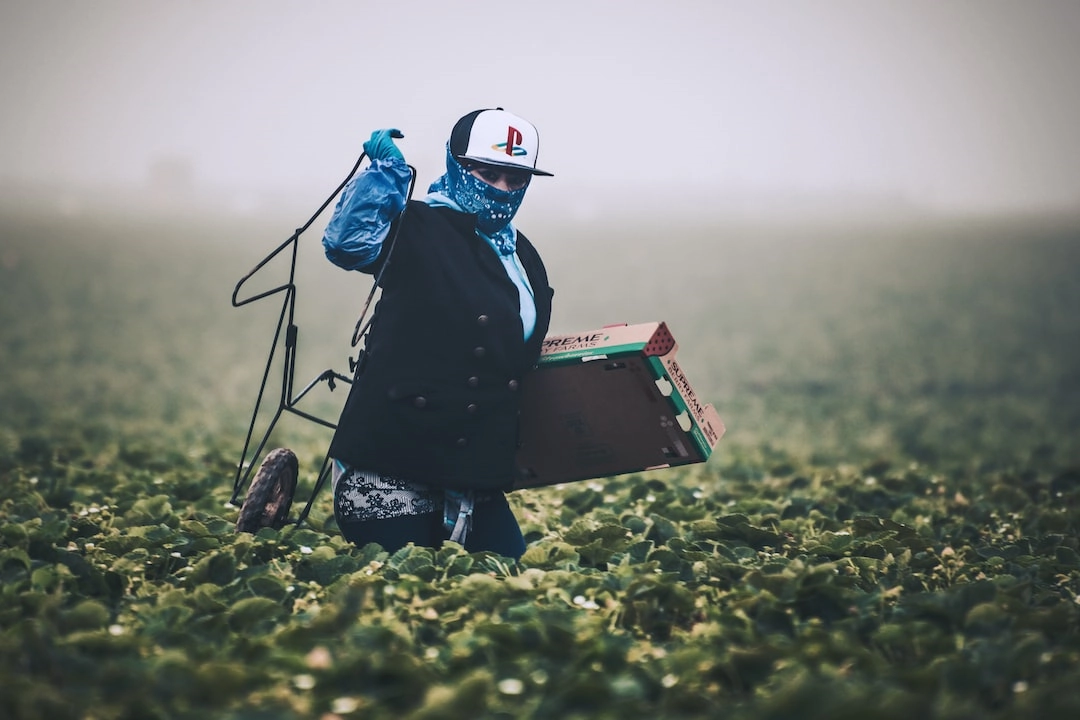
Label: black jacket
xmin=328 ymin=200 xmax=553 ymax=490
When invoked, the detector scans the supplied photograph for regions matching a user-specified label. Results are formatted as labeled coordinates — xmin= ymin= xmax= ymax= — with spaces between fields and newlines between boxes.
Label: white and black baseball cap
xmin=449 ymin=108 xmax=554 ymax=177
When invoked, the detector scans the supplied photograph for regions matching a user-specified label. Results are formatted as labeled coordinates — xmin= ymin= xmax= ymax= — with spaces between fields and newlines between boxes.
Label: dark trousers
xmin=335 ymin=492 xmax=526 ymax=559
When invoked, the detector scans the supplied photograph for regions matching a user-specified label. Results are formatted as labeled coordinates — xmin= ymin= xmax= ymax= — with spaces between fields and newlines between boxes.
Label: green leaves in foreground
xmin=2 ymin=462 xmax=1080 ymax=720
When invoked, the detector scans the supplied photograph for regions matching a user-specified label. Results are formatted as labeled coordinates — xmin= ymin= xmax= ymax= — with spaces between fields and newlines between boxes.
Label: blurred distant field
xmin=3 ymin=203 xmax=1078 ymax=475
xmin=2 ymin=202 xmax=1080 ymax=719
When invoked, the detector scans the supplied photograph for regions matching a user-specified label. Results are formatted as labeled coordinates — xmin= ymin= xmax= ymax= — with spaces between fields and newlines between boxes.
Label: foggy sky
xmin=2 ymin=0 xmax=1079 ymax=215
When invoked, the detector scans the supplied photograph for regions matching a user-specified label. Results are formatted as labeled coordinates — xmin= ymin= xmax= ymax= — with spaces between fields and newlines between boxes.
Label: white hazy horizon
xmin=3 ymin=0 xmax=1080 ymax=219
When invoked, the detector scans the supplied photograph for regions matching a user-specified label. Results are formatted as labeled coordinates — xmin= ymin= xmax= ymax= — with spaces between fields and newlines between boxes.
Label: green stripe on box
xmin=646 ymin=355 xmax=666 ymax=379
xmin=648 ymin=355 xmax=712 ymax=458
xmin=539 ymin=342 xmax=650 ymax=365
xmin=690 ymin=426 xmax=712 ymax=458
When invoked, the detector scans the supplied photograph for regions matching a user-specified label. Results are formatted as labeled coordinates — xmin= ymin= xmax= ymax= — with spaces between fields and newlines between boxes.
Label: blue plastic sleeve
xmin=322 ymin=157 xmax=412 ymax=271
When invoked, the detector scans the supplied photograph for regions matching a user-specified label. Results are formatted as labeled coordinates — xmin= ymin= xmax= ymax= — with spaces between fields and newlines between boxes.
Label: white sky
xmin=2 ymin=0 xmax=1079 ymax=213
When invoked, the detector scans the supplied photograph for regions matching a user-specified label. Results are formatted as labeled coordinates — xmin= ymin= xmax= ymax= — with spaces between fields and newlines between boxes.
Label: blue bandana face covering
xmin=427 ymin=146 xmax=528 ymax=255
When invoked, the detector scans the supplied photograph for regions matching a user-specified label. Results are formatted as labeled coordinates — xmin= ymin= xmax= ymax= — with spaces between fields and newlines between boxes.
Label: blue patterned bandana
xmin=427 ymin=145 xmax=528 ymax=255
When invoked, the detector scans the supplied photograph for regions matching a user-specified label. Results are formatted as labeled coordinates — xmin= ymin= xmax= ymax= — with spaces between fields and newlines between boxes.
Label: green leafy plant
xmin=1 ymin=208 xmax=1078 ymax=719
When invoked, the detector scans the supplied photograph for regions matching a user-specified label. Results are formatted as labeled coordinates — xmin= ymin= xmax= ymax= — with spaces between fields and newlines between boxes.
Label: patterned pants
xmin=331 ymin=461 xmax=526 ymax=559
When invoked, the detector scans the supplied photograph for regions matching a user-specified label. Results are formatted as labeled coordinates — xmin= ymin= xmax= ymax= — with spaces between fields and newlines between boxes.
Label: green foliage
xmin=1 ymin=208 xmax=1079 ymax=718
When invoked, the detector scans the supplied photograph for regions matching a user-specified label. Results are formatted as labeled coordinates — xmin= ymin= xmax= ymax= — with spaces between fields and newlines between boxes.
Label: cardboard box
xmin=515 ymin=322 xmax=725 ymax=488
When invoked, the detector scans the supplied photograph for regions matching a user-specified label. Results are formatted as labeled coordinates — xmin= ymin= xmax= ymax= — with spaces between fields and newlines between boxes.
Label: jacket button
xmin=455 ymin=437 xmax=468 ymax=448
xmin=467 ymin=376 xmax=479 ymax=388
xmin=473 ymin=346 xmax=486 ymax=358
xmin=413 ymin=396 xmax=427 ymax=409
xmin=466 ymin=403 xmax=478 ymax=414
xmin=507 ymin=379 xmax=519 ymax=391
xmin=477 ymin=314 xmax=490 ymax=326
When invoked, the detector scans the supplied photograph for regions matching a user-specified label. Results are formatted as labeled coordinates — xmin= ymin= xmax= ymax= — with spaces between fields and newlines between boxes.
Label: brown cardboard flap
xmin=515 ymin=322 xmax=724 ymax=488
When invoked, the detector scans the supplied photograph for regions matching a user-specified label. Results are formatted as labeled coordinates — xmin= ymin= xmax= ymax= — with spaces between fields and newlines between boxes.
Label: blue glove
xmin=363 ymin=128 xmax=404 ymax=162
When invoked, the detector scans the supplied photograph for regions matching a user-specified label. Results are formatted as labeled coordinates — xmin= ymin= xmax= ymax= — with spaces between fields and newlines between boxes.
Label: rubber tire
xmin=236 ymin=448 xmax=298 ymax=533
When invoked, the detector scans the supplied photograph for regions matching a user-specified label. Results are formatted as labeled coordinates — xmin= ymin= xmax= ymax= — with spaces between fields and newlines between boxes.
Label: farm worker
xmin=321 ymin=108 xmax=555 ymax=559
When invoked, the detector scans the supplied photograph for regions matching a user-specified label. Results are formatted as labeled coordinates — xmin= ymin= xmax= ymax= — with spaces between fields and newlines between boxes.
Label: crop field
xmin=1 ymin=200 xmax=1079 ymax=719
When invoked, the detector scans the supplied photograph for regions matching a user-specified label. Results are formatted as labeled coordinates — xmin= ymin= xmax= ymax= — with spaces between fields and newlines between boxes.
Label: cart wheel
xmin=236 ymin=448 xmax=298 ymax=533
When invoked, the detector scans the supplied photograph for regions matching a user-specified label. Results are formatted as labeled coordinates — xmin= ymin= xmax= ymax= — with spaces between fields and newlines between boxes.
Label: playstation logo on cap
xmin=450 ymin=108 xmax=554 ymax=177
